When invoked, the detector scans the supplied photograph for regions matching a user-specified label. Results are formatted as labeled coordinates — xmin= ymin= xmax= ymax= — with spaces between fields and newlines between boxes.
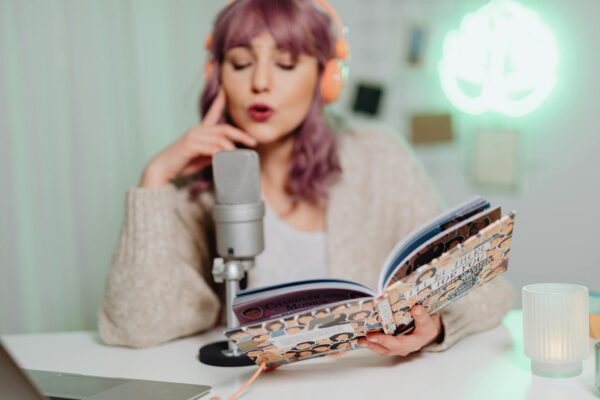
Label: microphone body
xmin=213 ymin=203 xmax=264 ymax=258
xmin=212 ymin=150 xmax=265 ymax=260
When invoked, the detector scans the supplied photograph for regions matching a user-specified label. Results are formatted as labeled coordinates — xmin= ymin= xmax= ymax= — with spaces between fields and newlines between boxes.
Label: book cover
xmin=224 ymin=200 xmax=515 ymax=367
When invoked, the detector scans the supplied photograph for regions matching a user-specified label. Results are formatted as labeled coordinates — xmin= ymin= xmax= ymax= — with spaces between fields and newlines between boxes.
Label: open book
xmin=224 ymin=197 xmax=515 ymax=367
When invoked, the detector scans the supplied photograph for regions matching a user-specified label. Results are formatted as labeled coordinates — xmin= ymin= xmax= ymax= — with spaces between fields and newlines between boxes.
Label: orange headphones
xmin=203 ymin=0 xmax=349 ymax=104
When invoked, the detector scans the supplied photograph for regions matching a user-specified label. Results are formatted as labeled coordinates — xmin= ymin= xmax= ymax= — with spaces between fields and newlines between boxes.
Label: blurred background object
xmin=409 ymin=113 xmax=453 ymax=144
xmin=590 ymin=291 xmax=600 ymax=339
xmin=351 ymin=81 xmax=385 ymax=116
xmin=471 ymin=130 xmax=520 ymax=189
xmin=1 ymin=0 xmax=599 ymax=335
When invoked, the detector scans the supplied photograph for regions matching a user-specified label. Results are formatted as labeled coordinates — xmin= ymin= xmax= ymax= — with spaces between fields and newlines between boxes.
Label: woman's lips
xmin=248 ymin=103 xmax=274 ymax=122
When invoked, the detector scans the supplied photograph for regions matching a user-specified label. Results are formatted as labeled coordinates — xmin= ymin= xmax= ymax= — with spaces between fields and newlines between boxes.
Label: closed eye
xmin=277 ymin=63 xmax=296 ymax=70
xmin=232 ymin=63 xmax=251 ymax=71
xmin=231 ymin=62 xmax=295 ymax=71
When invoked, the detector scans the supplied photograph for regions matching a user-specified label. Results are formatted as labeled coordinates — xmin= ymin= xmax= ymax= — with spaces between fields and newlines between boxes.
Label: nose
xmin=251 ymin=60 xmax=271 ymax=94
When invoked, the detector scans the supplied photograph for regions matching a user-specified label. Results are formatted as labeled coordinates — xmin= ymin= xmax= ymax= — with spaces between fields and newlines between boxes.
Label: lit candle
xmin=522 ymin=283 xmax=589 ymax=378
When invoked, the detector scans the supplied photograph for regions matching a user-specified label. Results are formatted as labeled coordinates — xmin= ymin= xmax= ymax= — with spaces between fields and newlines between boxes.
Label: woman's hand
xmin=357 ymin=305 xmax=443 ymax=356
xmin=139 ymin=88 xmax=257 ymax=188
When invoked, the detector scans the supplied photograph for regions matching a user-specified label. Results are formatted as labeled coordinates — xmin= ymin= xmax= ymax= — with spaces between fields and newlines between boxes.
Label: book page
xmin=225 ymin=297 xmax=382 ymax=367
xmin=384 ymin=213 xmax=514 ymax=333
xmin=233 ymin=287 xmax=373 ymax=325
xmin=377 ymin=196 xmax=490 ymax=289
xmin=382 ymin=206 xmax=502 ymax=290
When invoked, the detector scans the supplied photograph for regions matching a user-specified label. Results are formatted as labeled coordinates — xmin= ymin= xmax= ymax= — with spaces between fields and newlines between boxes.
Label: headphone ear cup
xmin=204 ymin=60 xmax=214 ymax=81
xmin=320 ymin=59 xmax=344 ymax=104
xmin=204 ymin=33 xmax=213 ymax=51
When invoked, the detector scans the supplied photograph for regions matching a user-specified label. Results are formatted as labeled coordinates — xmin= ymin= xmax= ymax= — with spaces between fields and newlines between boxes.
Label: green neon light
xmin=439 ymin=0 xmax=558 ymax=117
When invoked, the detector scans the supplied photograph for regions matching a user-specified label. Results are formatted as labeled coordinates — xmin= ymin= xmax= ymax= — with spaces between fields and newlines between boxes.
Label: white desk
xmin=2 ymin=311 xmax=598 ymax=399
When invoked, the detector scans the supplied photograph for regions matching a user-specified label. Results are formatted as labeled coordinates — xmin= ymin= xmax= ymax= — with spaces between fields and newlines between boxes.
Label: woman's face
xmin=221 ymin=31 xmax=319 ymax=143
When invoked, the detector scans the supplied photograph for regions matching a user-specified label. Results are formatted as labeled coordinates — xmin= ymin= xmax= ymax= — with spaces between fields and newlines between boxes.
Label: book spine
xmin=375 ymin=294 xmax=397 ymax=334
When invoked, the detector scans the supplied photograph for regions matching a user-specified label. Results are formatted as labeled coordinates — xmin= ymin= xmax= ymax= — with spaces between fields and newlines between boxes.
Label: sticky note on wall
xmin=472 ymin=130 xmax=520 ymax=188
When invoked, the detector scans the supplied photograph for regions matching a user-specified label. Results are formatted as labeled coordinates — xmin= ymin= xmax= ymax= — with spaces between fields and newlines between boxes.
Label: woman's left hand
xmin=357 ymin=305 xmax=443 ymax=356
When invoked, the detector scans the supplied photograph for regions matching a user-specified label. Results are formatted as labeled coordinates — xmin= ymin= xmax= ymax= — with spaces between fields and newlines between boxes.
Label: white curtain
xmin=0 ymin=0 xmax=222 ymax=333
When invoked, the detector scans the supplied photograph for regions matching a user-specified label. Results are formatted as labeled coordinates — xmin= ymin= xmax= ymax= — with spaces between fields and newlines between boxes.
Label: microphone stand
xmin=198 ymin=150 xmax=265 ymax=367
xmin=198 ymin=257 xmax=256 ymax=366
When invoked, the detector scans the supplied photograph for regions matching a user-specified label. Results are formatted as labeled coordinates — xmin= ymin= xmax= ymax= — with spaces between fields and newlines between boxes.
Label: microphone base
xmin=198 ymin=341 xmax=255 ymax=367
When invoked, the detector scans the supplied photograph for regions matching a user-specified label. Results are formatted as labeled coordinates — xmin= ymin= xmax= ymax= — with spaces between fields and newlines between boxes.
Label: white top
xmin=249 ymin=202 xmax=327 ymax=288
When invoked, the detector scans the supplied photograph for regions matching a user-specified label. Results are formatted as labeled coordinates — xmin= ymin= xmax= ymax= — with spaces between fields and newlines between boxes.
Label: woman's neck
xmin=256 ymin=134 xmax=295 ymax=194
xmin=256 ymin=133 xmax=325 ymax=232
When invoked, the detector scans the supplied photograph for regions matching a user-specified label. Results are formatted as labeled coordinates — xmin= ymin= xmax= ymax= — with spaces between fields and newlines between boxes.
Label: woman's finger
xmin=364 ymin=340 xmax=391 ymax=356
xmin=188 ymin=124 xmax=256 ymax=148
xmin=411 ymin=305 xmax=436 ymax=338
xmin=359 ymin=306 xmax=443 ymax=358
xmin=411 ymin=305 xmax=433 ymax=333
xmin=178 ymin=143 xmax=224 ymax=176
xmin=366 ymin=332 xmax=418 ymax=355
xmin=179 ymin=157 xmax=212 ymax=177
xmin=214 ymin=125 xmax=257 ymax=147
xmin=210 ymin=134 xmax=237 ymax=151
xmin=201 ymin=87 xmax=226 ymax=126
xmin=184 ymin=132 xmax=236 ymax=155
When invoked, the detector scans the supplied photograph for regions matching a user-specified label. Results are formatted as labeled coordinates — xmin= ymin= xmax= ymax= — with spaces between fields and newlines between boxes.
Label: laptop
xmin=0 ymin=342 xmax=210 ymax=400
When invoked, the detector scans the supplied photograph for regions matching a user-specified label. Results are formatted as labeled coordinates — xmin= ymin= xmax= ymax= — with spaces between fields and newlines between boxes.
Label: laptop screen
xmin=35 ymin=374 xmax=127 ymax=399
xmin=0 ymin=342 xmax=45 ymax=400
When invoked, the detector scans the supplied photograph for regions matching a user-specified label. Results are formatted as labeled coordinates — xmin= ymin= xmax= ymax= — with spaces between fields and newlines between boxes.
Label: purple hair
xmin=192 ymin=0 xmax=341 ymax=204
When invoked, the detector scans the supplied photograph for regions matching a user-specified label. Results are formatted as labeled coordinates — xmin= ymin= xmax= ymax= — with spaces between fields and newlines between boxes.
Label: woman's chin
xmin=246 ymin=127 xmax=294 ymax=145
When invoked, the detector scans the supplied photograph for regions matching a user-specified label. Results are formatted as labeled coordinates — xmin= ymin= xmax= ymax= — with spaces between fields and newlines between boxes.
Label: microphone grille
xmin=213 ymin=150 xmax=261 ymax=204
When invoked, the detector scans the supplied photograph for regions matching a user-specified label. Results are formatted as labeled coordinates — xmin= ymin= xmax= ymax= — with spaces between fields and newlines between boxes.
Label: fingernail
xmin=368 ymin=337 xmax=379 ymax=343
xmin=414 ymin=307 xmax=422 ymax=316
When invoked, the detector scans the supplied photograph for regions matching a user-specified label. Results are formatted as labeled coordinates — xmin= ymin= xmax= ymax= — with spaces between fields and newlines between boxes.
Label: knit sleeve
xmin=98 ymin=185 xmax=220 ymax=348
xmin=423 ymin=277 xmax=514 ymax=352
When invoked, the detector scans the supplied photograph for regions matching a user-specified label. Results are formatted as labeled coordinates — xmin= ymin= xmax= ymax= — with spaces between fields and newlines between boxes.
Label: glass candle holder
xmin=522 ymin=283 xmax=589 ymax=378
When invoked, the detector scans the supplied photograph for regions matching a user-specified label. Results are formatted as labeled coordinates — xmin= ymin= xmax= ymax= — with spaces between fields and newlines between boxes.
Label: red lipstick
xmin=248 ymin=103 xmax=274 ymax=122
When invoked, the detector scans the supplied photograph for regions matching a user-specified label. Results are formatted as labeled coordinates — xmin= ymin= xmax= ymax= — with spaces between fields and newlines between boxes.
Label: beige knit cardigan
xmin=98 ymin=125 xmax=514 ymax=351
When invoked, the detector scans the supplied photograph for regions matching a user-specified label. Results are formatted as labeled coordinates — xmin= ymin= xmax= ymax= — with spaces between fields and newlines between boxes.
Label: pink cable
xmin=210 ymin=361 xmax=268 ymax=400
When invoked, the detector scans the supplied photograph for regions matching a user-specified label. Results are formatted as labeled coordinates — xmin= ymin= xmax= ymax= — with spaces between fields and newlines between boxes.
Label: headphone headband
xmin=204 ymin=0 xmax=349 ymax=103
xmin=206 ymin=0 xmax=347 ymax=58
xmin=312 ymin=0 xmax=348 ymax=60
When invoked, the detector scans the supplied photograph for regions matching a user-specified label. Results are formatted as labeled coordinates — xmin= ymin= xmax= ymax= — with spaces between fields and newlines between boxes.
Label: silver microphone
xmin=211 ymin=150 xmax=265 ymax=357
xmin=212 ymin=150 xmax=265 ymax=259
xmin=199 ymin=150 xmax=265 ymax=365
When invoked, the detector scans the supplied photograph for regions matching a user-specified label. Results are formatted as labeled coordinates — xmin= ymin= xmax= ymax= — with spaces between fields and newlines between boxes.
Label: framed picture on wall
xmin=351 ymin=81 xmax=385 ymax=117
xmin=410 ymin=113 xmax=454 ymax=144
xmin=406 ymin=25 xmax=428 ymax=66
xmin=471 ymin=129 xmax=521 ymax=190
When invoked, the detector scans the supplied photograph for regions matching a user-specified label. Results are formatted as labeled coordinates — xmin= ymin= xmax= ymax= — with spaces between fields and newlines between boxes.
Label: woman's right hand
xmin=139 ymin=88 xmax=257 ymax=188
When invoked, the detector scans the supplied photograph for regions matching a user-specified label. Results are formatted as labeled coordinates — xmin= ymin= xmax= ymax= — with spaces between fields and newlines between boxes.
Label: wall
xmin=1 ymin=0 xmax=598 ymax=334
xmin=330 ymin=0 xmax=600 ymax=300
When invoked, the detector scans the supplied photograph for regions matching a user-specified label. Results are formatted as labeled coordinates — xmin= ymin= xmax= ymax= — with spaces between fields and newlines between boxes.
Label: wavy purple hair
xmin=193 ymin=0 xmax=342 ymax=203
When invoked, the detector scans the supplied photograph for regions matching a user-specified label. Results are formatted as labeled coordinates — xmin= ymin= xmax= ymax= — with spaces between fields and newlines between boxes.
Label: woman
xmin=98 ymin=0 xmax=513 ymax=358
